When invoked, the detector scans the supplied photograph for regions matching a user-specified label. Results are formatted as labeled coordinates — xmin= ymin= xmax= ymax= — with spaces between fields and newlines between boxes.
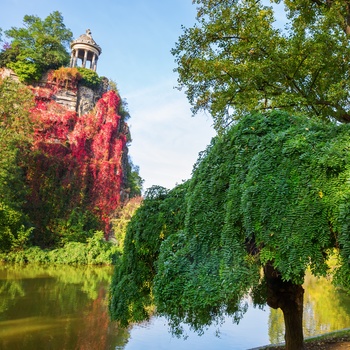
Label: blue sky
xmin=1 ymin=0 xmax=216 ymax=191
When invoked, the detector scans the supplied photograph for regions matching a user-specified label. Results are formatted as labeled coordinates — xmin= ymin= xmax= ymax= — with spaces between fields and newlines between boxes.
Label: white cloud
xmin=125 ymin=80 xmax=215 ymax=191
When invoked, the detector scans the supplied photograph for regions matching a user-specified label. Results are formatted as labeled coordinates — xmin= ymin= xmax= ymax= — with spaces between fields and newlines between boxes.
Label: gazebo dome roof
xmin=70 ymin=29 xmax=102 ymax=55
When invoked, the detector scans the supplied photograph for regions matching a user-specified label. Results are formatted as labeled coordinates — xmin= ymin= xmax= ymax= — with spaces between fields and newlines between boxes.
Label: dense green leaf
xmin=173 ymin=0 xmax=350 ymax=132
xmin=110 ymin=111 xmax=350 ymax=337
xmin=2 ymin=11 xmax=72 ymax=82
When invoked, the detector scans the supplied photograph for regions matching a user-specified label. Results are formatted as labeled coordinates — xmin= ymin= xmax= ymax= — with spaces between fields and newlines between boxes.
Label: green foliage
xmin=0 ymin=138 xmax=29 ymax=211
xmin=109 ymin=184 xmax=188 ymax=326
xmin=0 ymin=202 xmax=32 ymax=252
xmin=7 ymin=60 xmax=42 ymax=82
xmin=52 ymin=208 xmax=100 ymax=246
xmin=125 ymin=158 xmax=143 ymax=197
xmin=109 ymin=185 xmax=169 ymax=326
xmin=108 ymin=79 xmax=118 ymax=93
xmin=1 ymin=231 xmax=119 ymax=265
xmin=77 ymin=67 xmax=102 ymax=89
xmin=333 ymin=249 xmax=350 ymax=292
xmin=118 ymin=99 xmax=130 ymax=121
xmin=25 ymin=150 xmax=79 ymax=248
xmin=105 ymin=79 xmax=131 ymax=121
xmin=47 ymin=230 xmax=118 ymax=265
xmin=111 ymin=197 xmax=142 ymax=250
xmin=0 ymin=44 xmax=19 ymax=68
xmin=0 ymin=78 xmax=35 ymax=250
xmin=2 ymin=11 xmax=72 ymax=82
xmin=173 ymin=0 xmax=350 ymax=132
xmin=110 ymin=111 xmax=350 ymax=335
xmin=0 ymin=77 xmax=34 ymax=125
xmin=85 ymin=230 xmax=119 ymax=264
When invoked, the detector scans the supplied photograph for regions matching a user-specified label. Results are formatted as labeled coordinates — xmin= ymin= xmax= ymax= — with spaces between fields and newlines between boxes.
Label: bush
xmin=7 ymin=60 xmax=42 ymax=83
xmin=86 ymin=231 xmax=120 ymax=265
xmin=49 ymin=67 xmax=81 ymax=89
xmin=0 ymin=231 xmax=119 ymax=265
xmin=52 ymin=208 xmax=100 ymax=247
xmin=48 ymin=242 xmax=89 ymax=264
xmin=0 ymin=202 xmax=32 ymax=252
xmin=77 ymin=67 xmax=101 ymax=89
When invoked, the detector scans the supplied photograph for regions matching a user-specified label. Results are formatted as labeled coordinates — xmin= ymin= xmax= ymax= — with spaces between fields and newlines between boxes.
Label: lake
xmin=0 ymin=263 xmax=350 ymax=350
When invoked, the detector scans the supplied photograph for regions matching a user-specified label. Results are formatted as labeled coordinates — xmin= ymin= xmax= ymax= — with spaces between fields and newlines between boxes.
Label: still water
xmin=0 ymin=263 xmax=350 ymax=350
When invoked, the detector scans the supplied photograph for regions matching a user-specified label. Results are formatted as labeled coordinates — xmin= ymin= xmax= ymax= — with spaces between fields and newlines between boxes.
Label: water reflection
xmin=1 ymin=264 xmax=350 ymax=349
xmin=0 ymin=264 xmax=129 ymax=350
xmin=269 ymin=272 xmax=350 ymax=344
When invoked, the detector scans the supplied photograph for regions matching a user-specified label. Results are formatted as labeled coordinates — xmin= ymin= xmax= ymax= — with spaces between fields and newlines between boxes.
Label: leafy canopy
xmin=1 ymin=11 xmax=72 ymax=82
xmin=0 ymin=78 xmax=36 ymax=251
xmin=109 ymin=184 xmax=187 ymax=327
xmin=172 ymin=0 xmax=350 ymax=132
xmin=110 ymin=111 xmax=350 ymax=333
xmin=0 ymin=77 xmax=35 ymax=209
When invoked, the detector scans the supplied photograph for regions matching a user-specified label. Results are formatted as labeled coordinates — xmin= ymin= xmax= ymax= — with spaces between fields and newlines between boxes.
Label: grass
xmin=305 ymin=328 xmax=350 ymax=342
xmin=253 ymin=328 xmax=350 ymax=349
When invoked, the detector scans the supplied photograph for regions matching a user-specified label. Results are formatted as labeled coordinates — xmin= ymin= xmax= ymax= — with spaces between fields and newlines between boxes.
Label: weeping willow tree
xmin=110 ymin=111 xmax=350 ymax=350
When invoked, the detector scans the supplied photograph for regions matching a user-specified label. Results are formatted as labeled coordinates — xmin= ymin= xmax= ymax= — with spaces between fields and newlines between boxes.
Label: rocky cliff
xmin=1 ymin=67 xmax=131 ymax=237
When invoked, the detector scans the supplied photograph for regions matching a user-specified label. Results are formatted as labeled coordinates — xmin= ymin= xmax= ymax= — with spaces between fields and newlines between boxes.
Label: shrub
xmin=77 ymin=67 xmax=101 ymax=89
xmin=7 ymin=60 xmax=42 ymax=83
xmin=0 ymin=231 xmax=119 ymax=265
xmin=0 ymin=202 xmax=32 ymax=252
xmin=49 ymin=67 xmax=81 ymax=89
xmin=86 ymin=231 xmax=120 ymax=265
xmin=48 ymin=242 xmax=88 ymax=264
xmin=52 ymin=208 xmax=100 ymax=247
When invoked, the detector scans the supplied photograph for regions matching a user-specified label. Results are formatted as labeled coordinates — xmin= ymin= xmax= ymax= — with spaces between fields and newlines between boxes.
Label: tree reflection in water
xmin=1 ymin=264 xmax=350 ymax=350
xmin=0 ymin=264 xmax=129 ymax=350
xmin=269 ymin=271 xmax=350 ymax=344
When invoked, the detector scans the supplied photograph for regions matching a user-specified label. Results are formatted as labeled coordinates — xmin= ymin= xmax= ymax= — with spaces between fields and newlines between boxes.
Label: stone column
xmin=91 ymin=53 xmax=97 ymax=71
xmin=73 ymin=49 xmax=79 ymax=67
xmin=70 ymin=51 xmax=74 ymax=67
xmin=82 ymin=50 xmax=88 ymax=68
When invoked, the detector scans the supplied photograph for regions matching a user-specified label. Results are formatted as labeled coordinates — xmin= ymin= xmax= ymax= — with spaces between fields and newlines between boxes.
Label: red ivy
xmin=28 ymin=86 xmax=128 ymax=236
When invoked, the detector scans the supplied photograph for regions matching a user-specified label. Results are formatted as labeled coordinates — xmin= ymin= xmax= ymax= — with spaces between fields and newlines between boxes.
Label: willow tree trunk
xmin=264 ymin=263 xmax=305 ymax=350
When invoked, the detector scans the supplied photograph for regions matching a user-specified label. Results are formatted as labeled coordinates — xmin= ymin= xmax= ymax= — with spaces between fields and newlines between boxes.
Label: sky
xmin=0 ymin=0 xmax=216 ymax=191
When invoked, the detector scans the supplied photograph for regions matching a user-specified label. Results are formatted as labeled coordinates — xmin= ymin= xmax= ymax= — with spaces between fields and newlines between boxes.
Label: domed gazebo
xmin=70 ymin=29 xmax=102 ymax=72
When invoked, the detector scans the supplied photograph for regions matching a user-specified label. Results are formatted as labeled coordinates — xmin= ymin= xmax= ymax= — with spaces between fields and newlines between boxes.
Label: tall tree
xmin=1 ymin=11 xmax=72 ymax=82
xmin=110 ymin=111 xmax=350 ymax=350
xmin=0 ymin=78 xmax=35 ymax=250
xmin=172 ymin=0 xmax=350 ymax=132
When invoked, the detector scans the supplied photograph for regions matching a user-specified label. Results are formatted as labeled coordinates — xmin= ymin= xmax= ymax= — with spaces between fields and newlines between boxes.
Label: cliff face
xmin=37 ymin=69 xmax=109 ymax=115
xmin=1 ymin=68 xmax=130 ymax=239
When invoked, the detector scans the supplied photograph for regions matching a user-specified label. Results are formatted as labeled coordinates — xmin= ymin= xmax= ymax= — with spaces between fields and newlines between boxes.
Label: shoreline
xmin=249 ymin=327 xmax=350 ymax=349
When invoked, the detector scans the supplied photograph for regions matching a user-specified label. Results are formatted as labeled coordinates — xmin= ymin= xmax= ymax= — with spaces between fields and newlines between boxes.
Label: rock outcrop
xmin=0 ymin=67 xmax=131 ymax=235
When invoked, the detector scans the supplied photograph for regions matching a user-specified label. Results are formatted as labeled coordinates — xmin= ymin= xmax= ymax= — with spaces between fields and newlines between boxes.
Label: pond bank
xmin=251 ymin=328 xmax=350 ymax=350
